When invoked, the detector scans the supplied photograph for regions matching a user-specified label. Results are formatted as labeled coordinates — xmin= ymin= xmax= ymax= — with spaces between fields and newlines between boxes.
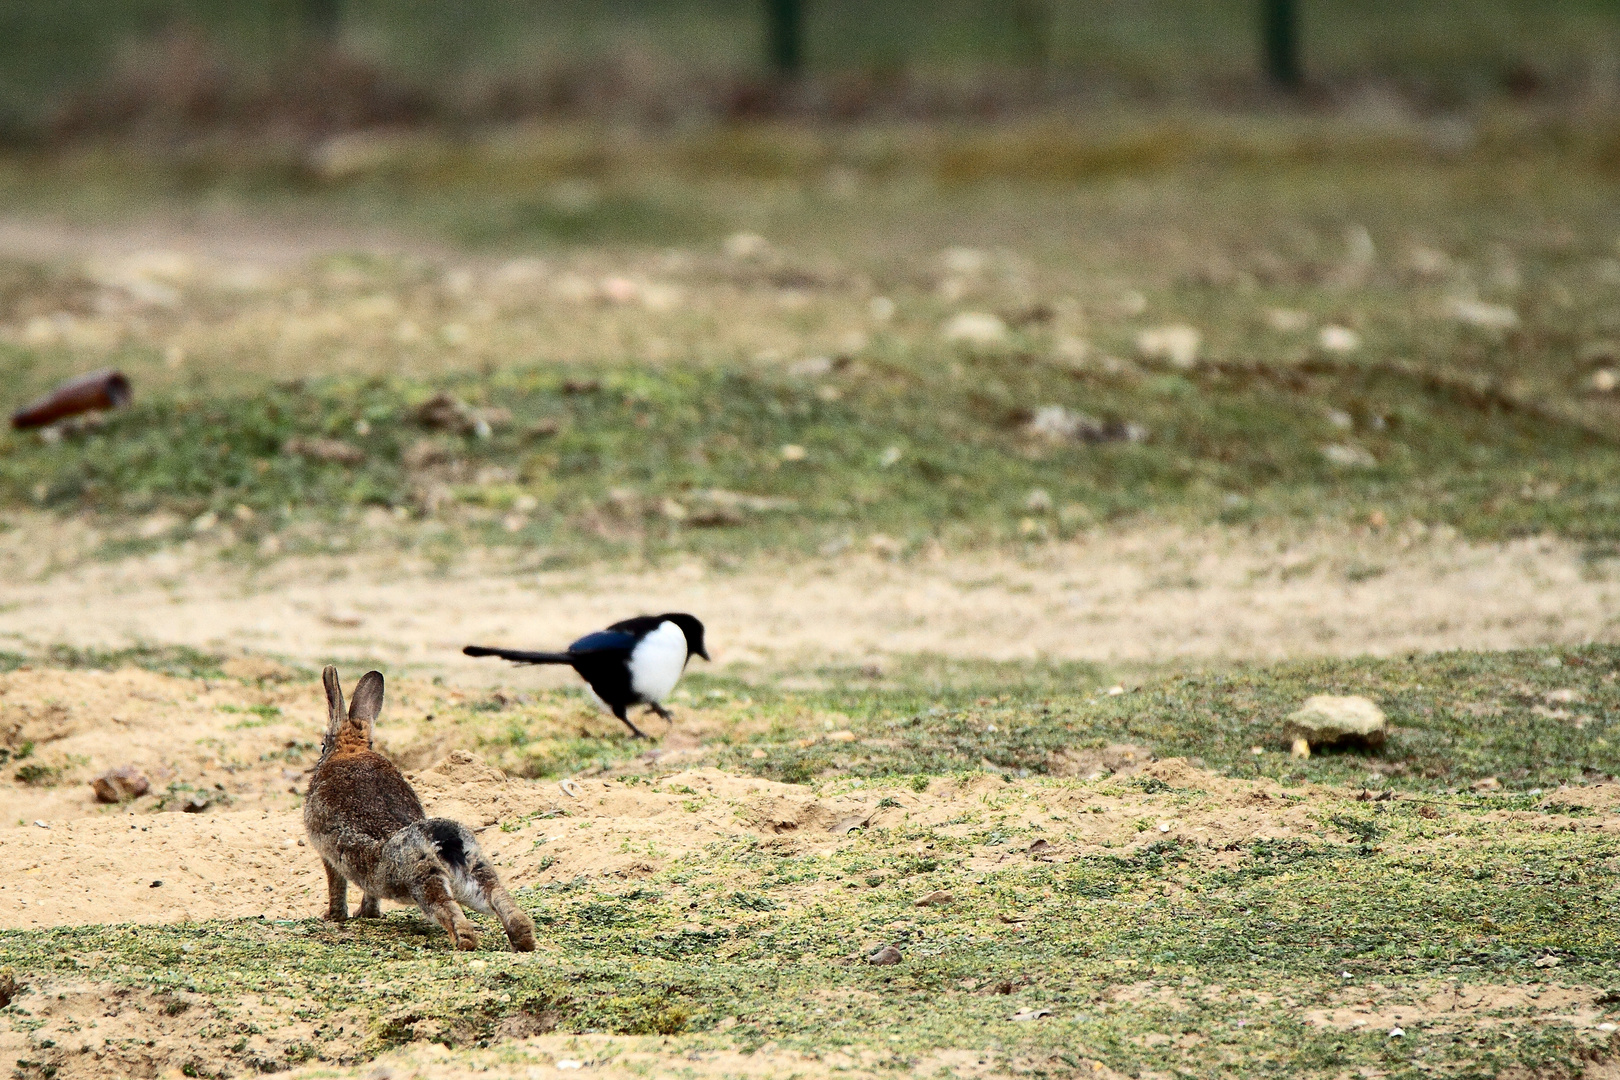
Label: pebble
xmin=1447 ymin=298 xmax=1519 ymax=331
xmin=1284 ymin=694 xmax=1387 ymax=751
xmin=913 ymin=890 xmax=954 ymax=907
xmin=1321 ymin=443 xmax=1377 ymax=469
xmin=1135 ymin=325 xmax=1201 ymax=368
xmin=1318 ymin=325 xmax=1361 ymax=353
xmin=867 ymin=944 xmax=902 ymax=966
xmin=1010 ymin=1008 xmax=1053 ymax=1022
xmin=941 ymin=312 xmax=1010 ymax=349
xmin=92 ymin=765 xmax=151 ymax=803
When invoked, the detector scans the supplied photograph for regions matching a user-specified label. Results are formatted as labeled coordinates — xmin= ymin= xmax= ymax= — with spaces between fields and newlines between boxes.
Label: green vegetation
xmin=0 ymin=644 xmax=229 ymax=680
xmin=1 ymin=351 xmax=1616 ymax=561
xmin=432 ymin=645 xmax=1620 ymax=793
xmin=3 ymin=648 xmax=1617 ymax=1076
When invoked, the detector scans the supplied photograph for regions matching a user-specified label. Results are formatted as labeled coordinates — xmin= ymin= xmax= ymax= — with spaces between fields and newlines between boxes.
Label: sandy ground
xmin=0 ymin=663 xmax=1319 ymax=932
xmin=5 ymin=665 xmax=1620 ymax=1078
xmin=1 ymin=520 xmax=1615 ymax=676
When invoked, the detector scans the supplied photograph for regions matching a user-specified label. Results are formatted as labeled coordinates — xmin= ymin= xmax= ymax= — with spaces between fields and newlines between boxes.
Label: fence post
xmin=1261 ymin=0 xmax=1301 ymax=89
xmin=766 ymin=0 xmax=804 ymax=76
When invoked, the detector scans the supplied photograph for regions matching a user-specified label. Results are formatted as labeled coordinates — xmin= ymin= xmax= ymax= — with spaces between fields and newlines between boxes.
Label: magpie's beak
xmin=698 ymin=647 xmax=711 ymax=662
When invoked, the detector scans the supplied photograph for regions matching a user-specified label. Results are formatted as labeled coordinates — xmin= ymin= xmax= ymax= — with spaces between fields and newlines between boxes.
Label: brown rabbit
xmin=303 ymin=666 xmax=536 ymax=951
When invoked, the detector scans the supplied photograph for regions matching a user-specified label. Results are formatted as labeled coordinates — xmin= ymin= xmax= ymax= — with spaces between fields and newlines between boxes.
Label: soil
xmin=4 ymin=665 xmax=1619 ymax=1078
xmin=2 ymin=520 xmax=1614 ymax=678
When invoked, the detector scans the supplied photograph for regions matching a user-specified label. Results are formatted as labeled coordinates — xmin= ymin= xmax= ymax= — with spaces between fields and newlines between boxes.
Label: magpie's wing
xmin=605 ymin=614 xmax=667 ymax=637
xmin=566 ymin=628 xmax=638 ymax=657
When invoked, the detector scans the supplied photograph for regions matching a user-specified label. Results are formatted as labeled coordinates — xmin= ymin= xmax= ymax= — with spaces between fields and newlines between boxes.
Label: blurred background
xmin=2 ymin=1 xmax=1618 ymax=138
xmin=1 ymin=1 xmax=1620 ymax=662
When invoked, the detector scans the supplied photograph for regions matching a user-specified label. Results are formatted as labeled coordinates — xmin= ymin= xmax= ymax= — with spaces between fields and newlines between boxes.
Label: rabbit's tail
xmin=463 ymin=645 xmax=573 ymax=665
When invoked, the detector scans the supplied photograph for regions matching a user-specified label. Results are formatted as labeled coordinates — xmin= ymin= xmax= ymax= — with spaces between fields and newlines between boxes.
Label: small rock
xmin=1471 ymin=776 xmax=1501 ymax=791
xmin=724 ymin=232 xmax=771 ymax=260
xmin=867 ymin=944 xmax=902 ymax=966
xmin=1283 ymin=694 xmax=1387 ymax=751
xmin=750 ymin=747 xmax=768 ymax=759
xmin=943 ymin=247 xmax=989 ymax=275
xmin=914 ymin=890 xmax=954 ymax=907
xmin=1135 ymin=325 xmax=1201 ymax=369
xmin=91 ymin=765 xmax=150 ymax=803
xmin=1447 ymin=298 xmax=1519 ymax=331
xmin=1265 ymin=308 xmax=1311 ymax=333
xmin=182 ymin=792 xmax=214 ymax=813
xmin=942 ymin=312 xmax=1010 ymax=349
xmin=1591 ymin=369 xmax=1618 ymax=393
xmin=150 ymin=880 xmax=162 ymax=888
xmin=1322 ymin=443 xmax=1377 ymax=469
xmin=1027 ymin=838 xmax=1052 ymax=855
xmin=1010 ymin=1008 xmax=1053 ymax=1022
xmin=1024 ymin=488 xmax=1053 ymax=513
xmin=780 ymin=444 xmax=808 ymax=462
xmin=789 ymin=356 xmax=835 ymax=378
xmin=1022 ymin=405 xmax=1144 ymax=445
xmin=1318 ymin=325 xmax=1361 ymax=354
xmin=1533 ymin=954 xmax=1562 ymax=968
xmin=824 ymin=730 xmax=857 ymax=743
xmin=1389 ymin=1026 xmax=1404 ymax=1038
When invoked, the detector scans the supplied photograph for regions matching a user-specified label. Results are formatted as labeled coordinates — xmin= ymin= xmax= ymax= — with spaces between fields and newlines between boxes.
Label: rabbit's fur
xmin=303 ymin=666 xmax=536 ymax=951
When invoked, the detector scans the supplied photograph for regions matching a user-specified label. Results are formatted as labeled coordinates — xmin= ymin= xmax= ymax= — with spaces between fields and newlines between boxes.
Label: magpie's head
xmin=661 ymin=612 xmax=709 ymax=661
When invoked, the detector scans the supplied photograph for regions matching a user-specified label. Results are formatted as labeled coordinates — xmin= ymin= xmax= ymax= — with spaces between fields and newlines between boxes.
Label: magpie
xmin=463 ymin=613 xmax=708 ymax=738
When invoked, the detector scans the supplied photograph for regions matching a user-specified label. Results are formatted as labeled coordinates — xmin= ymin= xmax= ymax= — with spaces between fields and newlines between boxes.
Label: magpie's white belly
xmin=628 ymin=620 xmax=689 ymax=702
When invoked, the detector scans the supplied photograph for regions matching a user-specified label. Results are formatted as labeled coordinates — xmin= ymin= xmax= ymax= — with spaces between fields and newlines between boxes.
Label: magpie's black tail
xmin=463 ymin=645 xmax=573 ymax=665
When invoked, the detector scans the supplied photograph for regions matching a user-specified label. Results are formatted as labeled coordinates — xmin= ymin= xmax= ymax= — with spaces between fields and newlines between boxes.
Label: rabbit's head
xmin=320 ymin=666 xmax=385 ymax=759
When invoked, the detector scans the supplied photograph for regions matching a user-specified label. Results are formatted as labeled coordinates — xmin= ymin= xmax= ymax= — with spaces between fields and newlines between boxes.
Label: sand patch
xmin=2 ymin=521 xmax=1617 ymax=674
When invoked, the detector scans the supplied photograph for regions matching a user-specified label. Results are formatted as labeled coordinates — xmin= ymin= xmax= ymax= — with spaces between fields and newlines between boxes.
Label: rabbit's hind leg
xmin=357 ymin=893 xmax=381 ymax=918
xmin=467 ymin=857 xmax=536 ymax=952
xmin=322 ymin=860 xmax=349 ymax=922
xmin=414 ymin=870 xmax=479 ymax=951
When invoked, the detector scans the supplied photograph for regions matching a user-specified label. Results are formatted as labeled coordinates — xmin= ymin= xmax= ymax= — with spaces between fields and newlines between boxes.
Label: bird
xmin=463 ymin=613 xmax=708 ymax=738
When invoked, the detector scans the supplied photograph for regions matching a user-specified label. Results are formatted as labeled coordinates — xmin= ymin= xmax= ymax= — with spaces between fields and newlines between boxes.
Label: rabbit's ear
xmin=348 ymin=670 xmax=385 ymax=743
xmin=322 ymin=666 xmax=345 ymax=751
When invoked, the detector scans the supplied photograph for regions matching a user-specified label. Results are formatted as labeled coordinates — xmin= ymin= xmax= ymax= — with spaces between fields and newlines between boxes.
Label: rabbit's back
xmin=305 ymin=749 xmax=425 ymax=844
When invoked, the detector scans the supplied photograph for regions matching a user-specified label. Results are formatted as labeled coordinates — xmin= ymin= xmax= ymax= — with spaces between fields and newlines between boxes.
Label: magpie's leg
xmin=613 ymin=706 xmax=648 ymax=739
xmin=648 ymin=701 xmax=675 ymax=728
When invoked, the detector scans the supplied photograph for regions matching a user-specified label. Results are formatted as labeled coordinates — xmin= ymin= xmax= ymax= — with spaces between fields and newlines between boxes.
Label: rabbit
xmin=303 ymin=666 xmax=536 ymax=952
